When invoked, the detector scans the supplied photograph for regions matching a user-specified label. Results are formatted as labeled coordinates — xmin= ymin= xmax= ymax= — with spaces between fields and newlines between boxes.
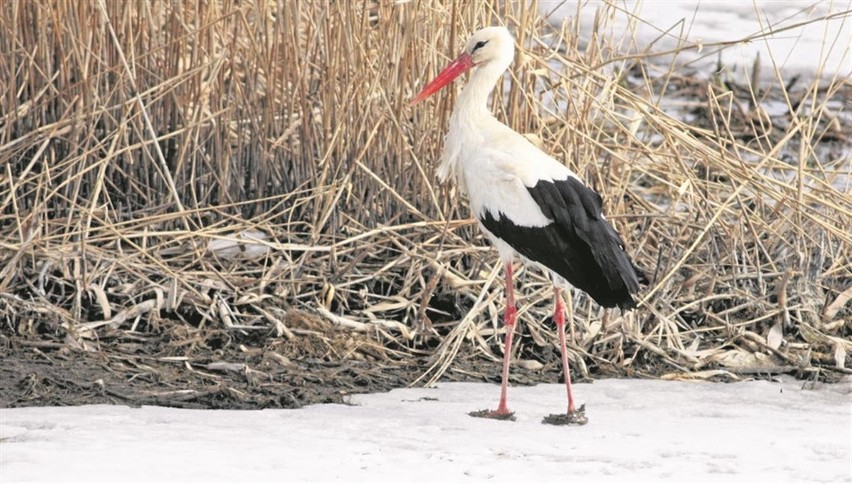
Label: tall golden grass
xmin=1 ymin=1 xmax=849 ymax=383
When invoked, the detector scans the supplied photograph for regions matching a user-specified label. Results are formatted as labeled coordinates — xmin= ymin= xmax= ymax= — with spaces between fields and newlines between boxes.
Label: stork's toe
xmin=542 ymin=404 xmax=588 ymax=426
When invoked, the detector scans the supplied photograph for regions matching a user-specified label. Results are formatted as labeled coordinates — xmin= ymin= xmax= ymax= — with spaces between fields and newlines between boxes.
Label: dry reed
xmin=1 ymin=1 xmax=849 ymax=389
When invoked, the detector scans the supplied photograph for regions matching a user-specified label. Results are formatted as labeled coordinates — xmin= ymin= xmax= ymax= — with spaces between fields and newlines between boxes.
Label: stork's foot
xmin=469 ymin=409 xmax=516 ymax=421
xmin=542 ymin=404 xmax=588 ymax=426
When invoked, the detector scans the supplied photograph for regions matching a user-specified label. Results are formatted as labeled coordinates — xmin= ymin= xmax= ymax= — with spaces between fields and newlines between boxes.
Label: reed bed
xmin=1 ymin=0 xmax=850 ymax=397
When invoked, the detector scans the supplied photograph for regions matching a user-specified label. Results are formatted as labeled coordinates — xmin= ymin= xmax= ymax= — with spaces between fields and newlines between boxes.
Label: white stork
xmin=412 ymin=26 xmax=640 ymax=425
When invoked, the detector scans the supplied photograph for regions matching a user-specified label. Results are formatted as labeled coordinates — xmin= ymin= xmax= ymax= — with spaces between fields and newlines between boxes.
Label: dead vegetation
xmin=1 ymin=1 xmax=850 ymax=407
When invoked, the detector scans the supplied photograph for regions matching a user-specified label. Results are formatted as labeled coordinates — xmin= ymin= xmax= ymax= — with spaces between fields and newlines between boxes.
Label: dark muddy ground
xmin=0 ymin=341 xmax=416 ymax=409
xmin=4 ymin=309 xmax=839 ymax=410
xmin=5 ymin=304 xmax=845 ymax=410
xmin=0 ymin=323 xmax=564 ymax=410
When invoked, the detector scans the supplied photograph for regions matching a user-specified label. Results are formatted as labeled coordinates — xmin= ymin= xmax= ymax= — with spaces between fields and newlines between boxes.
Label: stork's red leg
xmin=495 ymin=262 xmax=517 ymax=415
xmin=542 ymin=289 xmax=588 ymax=425
xmin=553 ymin=290 xmax=576 ymax=412
xmin=470 ymin=261 xmax=517 ymax=420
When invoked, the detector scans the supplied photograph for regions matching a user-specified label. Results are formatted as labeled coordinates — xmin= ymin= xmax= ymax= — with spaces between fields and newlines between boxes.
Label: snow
xmin=2 ymin=377 xmax=850 ymax=483
xmin=539 ymin=1 xmax=852 ymax=79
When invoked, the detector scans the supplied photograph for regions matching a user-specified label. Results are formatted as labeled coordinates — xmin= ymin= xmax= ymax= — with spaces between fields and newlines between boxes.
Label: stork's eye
xmin=472 ymin=40 xmax=488 ymax=52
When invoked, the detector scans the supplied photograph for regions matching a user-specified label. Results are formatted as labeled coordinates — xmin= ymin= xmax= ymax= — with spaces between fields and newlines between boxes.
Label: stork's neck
xmin=437 ymin=57 xmax=512 ymax=185
xmin=453 ymin=61 xmax=508 ymax=123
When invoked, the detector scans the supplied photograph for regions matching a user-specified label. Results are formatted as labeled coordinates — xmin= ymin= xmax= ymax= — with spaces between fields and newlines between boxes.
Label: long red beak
xmin=410 ymin=53 xmax=474 ymax=105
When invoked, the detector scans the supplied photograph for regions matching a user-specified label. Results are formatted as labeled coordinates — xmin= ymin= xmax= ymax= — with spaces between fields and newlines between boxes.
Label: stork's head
xmin=411 ymin=26 xmax=515 ymax=105
xmin=464 ymin=27 xmax=515 ymax=71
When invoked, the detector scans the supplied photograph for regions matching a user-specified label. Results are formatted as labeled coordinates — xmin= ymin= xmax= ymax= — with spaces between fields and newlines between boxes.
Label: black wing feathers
xmin=534 ymin=177 xmax=639 ymax=305
xmin=481 ymin=177 xmax=639 ymax=309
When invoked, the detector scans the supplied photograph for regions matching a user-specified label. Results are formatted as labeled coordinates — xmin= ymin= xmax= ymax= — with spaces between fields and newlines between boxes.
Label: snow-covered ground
xmin=539 ymin=1 xmax=851 ymax=79
xmin=2 ymin=377 xmax=850 ymax=483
